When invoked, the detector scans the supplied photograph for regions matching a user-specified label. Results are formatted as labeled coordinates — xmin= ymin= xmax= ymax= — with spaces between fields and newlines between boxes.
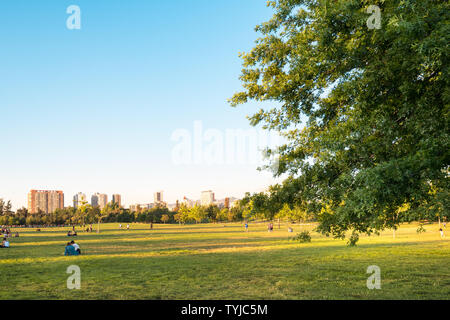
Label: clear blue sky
xmin=0 ymin=0 xmax=283 ymax=209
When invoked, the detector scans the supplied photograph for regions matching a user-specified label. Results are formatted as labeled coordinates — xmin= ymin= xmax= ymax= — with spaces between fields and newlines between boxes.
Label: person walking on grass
xmin=440 ymin=228 xmax=445 ymax=239
xmin=127 ymin=224 xmax=130 ymax=230
xmin=244 ymin=222 xmax=248 ymax=232
xmin=119 ymin=224 xmax=122 ymax=229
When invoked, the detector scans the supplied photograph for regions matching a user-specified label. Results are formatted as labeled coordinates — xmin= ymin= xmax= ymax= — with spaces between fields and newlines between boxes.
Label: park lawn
xmin=0 ymin=222 xmax=448 ymax=300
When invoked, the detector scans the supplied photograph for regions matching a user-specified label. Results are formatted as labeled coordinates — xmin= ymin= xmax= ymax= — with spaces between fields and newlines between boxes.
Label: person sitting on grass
xmin=70 ymin=240 xmax=81 ymax=255
xmin=64 ymin=242 xmax=79 ymax=256
xmin=1 ymin=238 xmax=10 ymax=248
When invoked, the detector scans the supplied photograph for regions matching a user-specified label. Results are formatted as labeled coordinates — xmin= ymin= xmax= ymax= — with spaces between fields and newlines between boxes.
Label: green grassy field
xmin=0 ymin=222 xmax=448 ymax=300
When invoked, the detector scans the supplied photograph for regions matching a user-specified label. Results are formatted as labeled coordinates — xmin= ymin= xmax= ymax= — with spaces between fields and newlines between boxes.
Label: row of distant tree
xmin=0 ymin=199 xmax=247 ymax=226
xmin=0 ymin=196 xmax=317 ymax=227
xmin=1 ymin=191 xmax=446 ymax=232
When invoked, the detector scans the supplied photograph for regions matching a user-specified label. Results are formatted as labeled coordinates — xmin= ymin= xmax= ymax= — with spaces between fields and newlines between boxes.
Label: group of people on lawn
xmin=64 ymin=240 xmax=81 ymax=256
xmin=1 ymin=226 xmax=19 ymax=238
xmin=1 ymin=226 xmax=17 ymax=248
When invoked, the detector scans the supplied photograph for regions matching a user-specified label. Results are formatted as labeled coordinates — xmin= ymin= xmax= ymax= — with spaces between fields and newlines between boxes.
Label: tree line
xmin=0 ymin=197 xmax=316 ymax=227
xmin=0 ymin=199 xmax=246 ymax=226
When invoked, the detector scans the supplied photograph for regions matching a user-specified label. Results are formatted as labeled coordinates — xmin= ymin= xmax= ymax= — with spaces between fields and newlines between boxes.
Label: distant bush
xmin=293 ymin=231 xmax=311 ymax=243
xmin=347 ymin=231 xmax=359 ymax=247
xmin=417 ymin=225 xmax=426 ymax=234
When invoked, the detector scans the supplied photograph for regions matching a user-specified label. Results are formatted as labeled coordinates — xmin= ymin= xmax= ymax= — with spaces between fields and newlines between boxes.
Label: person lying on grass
xmin=1 ymin=238 xmax=10 ymax=248
xmin=64 ymin=242 xmax=79 ymax=256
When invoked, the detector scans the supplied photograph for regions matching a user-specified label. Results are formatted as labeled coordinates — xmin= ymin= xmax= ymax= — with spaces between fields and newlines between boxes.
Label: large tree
xmin=231 ymin=0 xmax=449 ymax=240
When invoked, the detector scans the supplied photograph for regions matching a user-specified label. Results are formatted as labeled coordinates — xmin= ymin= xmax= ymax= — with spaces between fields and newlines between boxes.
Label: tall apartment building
xmin=73 ymin=192 xmax=87 ymax=208
xmin=28 ymin=190 xmax=64 ymax=214
xmin=91 ymin=193 xmax=108 ymax=209
xmin=112 ymin=194 xmax=122 ymax=207
xmin=224 ymin=197 xmax=230 ymax=209
xmin=201 ymin=190 xmax=215 ymax=206
xmin=154 ymin=191 xmax=163 ymax=204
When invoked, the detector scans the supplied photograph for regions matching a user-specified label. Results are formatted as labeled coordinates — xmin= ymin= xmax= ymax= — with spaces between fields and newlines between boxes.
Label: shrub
xmin=347 ymin=231 xmax=359 ymax=247
xmin=417 ymin=225 xmax=426 ymax=234
xmin=293 ymin=231 xmax=311 ymax=243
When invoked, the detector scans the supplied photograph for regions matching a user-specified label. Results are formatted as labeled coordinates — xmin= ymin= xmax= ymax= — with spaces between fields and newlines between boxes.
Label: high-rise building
xmin=91 ymin=193 xmax=108 ymax=209
xmin=154 ymin=191 xmax=163 ymax=204
xmin=73 ymin=192 xmax=87 ymax=208
xmin=112 ymin=194 xmax=122 ymax=207
xmin=224 ymin=197 xmax=230 ymax=209
xmin=28 ymin=190 xmax=64 ymax=214
xmin=201 ymin=190 xmax=215 ymax=206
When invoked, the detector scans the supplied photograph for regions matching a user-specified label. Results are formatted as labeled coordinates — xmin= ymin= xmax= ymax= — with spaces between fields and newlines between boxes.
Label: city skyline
xmin=13 ymin=189 xmax=241 ymax=211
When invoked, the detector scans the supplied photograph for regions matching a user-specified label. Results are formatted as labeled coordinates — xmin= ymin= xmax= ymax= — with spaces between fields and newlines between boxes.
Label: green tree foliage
xmin=161 ymin=214 xmax=170 ymax=224
xmin=189 ymin=205 xmax=207 ymax=224
xmin=230 ymin=0 xmax=449 ymax=241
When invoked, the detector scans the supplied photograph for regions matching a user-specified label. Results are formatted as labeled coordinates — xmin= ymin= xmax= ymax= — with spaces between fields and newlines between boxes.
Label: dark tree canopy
xmin=231 ymin=0 xmax=449 ymax=239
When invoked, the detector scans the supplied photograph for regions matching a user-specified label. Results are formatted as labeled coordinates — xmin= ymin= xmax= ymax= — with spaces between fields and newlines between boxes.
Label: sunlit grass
xmin=0 ymin=222 xmax=448 ymax=299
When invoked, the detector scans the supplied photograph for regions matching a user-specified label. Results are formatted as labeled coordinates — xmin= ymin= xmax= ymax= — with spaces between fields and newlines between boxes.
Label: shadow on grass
xmin=4 ymin=236 xmax=445 ymax=265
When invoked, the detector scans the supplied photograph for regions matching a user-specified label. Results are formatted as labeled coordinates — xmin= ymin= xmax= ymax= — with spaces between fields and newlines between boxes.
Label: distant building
xmin=224 ymin=197 xmax=230 ymax=209
xmin=28 ymin=190 xmax=64 ymax=214
xmin=129 ymin=203 xmax=154 ymax=212
xmin=201 ymin=191 xmax=215 ymax=206
xmin=91 ymin=193 xmax=108 ymax=209
xmin=182 ymin=197 xmax=195 ymax=208
xmin=154 ymin=191 xmax=164 ymax=204
xmin=112 ymin=194 xmax=122 ymax=207
xmin=73 ymin=192 xmax=87 ymax=208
